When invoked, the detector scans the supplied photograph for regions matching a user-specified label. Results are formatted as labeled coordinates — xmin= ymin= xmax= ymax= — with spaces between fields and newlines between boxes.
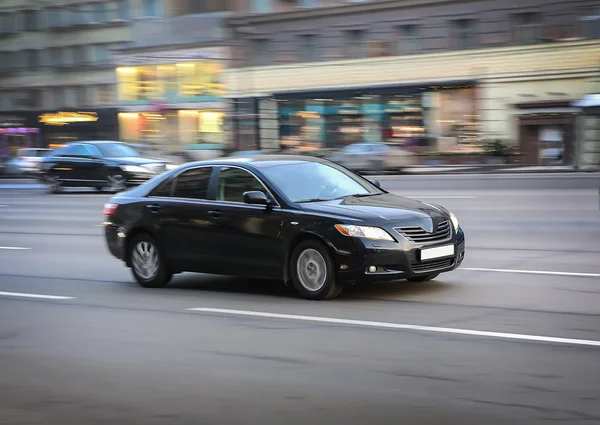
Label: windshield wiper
xmin=296 ymin=198 xmax=333 ymax=203
xmin=335 ymin=193 xmax=380 ymax=200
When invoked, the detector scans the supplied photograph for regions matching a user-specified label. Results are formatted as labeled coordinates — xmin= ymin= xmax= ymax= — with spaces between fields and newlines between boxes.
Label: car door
xmin=80 ymin=144 xmax=108 ymax=183
xmin=147 ymin=166 xmax=220 ymax=273
xmin=207 ymin=166 xmax=285 ymax=279
xmin=59 ymin=144 xmax=100 ymax=183
xmin=48 ymin=144 xmax=80 ymax=182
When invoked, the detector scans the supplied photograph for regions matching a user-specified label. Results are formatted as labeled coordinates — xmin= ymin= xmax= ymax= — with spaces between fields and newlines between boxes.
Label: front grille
xmin=394 ymin=220 xmax=451 ymax=245
xmin=412 ymin=258 xmax=454 ymax=272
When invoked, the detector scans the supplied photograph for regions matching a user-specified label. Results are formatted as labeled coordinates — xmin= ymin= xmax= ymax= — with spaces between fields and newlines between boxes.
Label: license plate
xmin=420 ymin=244 xmax=455 ymax=261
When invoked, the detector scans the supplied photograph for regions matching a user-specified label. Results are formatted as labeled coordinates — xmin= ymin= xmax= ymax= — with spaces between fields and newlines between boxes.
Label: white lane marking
xmin=0 ymin=291 xmax=75 ymax=300
xmin=0 ymin=204 xmax=8 ymax=207
xmin=187 ymin=308 xmax=600 ymax=348
xmin=462 ymin=267 xmax=600 ymax=278
xmin=0 ymin=246 xmax=31 ymax=250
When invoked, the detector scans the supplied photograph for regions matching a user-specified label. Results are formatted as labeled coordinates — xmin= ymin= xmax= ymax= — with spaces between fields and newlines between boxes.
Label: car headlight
xmin=122 ymin=165 xmax=152 ymax=173
xmin=335 ymin=224 xmax=395 ymax=241
xmin=450 ymin=212 xmax=459 ymax=231
xmin=165 ymin=164 xmax=178 ymax=171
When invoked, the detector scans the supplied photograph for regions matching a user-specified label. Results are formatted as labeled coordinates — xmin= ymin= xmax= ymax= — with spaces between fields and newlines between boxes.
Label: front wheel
xmin=128 ymin=234 xmax=172 ymax=288
xmin=107 ymin=174 xmax=127 ymax=193
xmin=290 ymin=240 xmax=343 ymax=300
xmin=407 ymin=273 xmax=439 ymax=282
xmin=45 ymin=175 xmax=62 ymax=194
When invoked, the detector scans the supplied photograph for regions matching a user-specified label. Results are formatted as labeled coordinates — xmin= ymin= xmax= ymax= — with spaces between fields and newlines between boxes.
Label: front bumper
xmin=334 ymin=228 xmax=465 ymax=284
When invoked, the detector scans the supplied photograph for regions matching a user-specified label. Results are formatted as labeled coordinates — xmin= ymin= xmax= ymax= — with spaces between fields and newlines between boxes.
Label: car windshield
xmin=96 ymin=143 xmax=141 ymax=158
xmin=261 ymin=161 xmax=382 ymax=203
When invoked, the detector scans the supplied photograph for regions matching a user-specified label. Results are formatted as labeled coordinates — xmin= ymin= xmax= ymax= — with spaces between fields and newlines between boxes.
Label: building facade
xmin=113 ymin=1 xmax=237 ymax=159
xmin=0 ymin=0 xmax=138 ymax=156
xmin=224 ymin=0 xmax=600 ymax=164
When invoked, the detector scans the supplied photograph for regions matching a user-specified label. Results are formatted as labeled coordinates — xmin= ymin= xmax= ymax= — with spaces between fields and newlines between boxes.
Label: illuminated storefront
xmin=274 ymin=83 xmax=481 ymax=152
xmin=115 ymin=47 xmax=228 ymax=150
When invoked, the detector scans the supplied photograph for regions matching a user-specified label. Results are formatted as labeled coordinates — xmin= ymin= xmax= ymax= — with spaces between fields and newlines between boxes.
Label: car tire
xmin=407 ymin=273 xmax=439 ymax=282
xmin=290 ymin=239 xmax=343 ymax=300
xmin=107 ymin=173 xmax=127 ymax=193
xmin=128 ymin=233 xmax=172 ymax=288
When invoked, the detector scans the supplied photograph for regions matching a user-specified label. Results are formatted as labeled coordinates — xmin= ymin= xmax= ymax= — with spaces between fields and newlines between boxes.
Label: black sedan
xmin=39 ymin=141 xmax=176 ymax=193
xmin=103 ymin=156 xmax=465 ymax=300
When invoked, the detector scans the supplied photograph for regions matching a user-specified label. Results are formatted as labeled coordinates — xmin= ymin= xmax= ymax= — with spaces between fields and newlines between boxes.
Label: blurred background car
xmin=3 ymin=148 xmax=50 ymax=177
xmin=327 ymin=143 xmax=416 ymax=174
xmin=39 ymin=141 xmax=176 ymax=193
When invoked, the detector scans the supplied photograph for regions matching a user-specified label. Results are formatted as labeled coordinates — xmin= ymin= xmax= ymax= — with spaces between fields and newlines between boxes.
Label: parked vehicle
xmin=39 ymin=141 xmax=176 ymax=193
xmin=327 ymin=142 xmax=416 ymax=173
xmin=103 ymin=155 xmax=465 ymax=300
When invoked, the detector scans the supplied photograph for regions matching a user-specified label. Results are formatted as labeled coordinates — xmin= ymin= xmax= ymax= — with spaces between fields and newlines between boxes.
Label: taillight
xmin=103 ymin=203 xmax=119 ymax=216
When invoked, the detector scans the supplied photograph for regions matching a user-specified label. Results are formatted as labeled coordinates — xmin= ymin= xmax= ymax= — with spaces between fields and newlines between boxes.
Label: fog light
xmin=368 ymin=266 xmax=377 ymax=273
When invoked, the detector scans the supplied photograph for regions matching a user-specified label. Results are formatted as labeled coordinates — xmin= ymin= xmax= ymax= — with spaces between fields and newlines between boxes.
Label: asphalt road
xmin=1 ymin=173 xmax=599 ymax=425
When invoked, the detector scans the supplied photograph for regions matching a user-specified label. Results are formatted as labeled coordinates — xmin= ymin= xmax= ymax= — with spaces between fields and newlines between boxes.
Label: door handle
xmin=146 ymin=204 xmax=161 ymax=213
xmin=208 ymin=210 xmax=222 ymax=219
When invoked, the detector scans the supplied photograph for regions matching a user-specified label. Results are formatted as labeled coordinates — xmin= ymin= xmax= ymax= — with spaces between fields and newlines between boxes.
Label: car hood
xmin=108 ymin=157 xmax=170 ymax=165
xmin=300 ymin=193 xmax=449 ymax=228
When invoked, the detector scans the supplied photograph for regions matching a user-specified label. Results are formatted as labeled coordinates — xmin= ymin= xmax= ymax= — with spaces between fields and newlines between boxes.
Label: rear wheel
xmin=128 ymin=233 xmax=172 ymax=288
xmin=407 ymin=273 xmax=439 ymax=282
xmin=290 ymin=240 xmax=343 ymax=300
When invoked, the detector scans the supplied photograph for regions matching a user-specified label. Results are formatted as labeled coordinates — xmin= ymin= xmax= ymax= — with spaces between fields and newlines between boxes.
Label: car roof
xmin=186 ymin=155 xmax=327 ymax=169
xmin=75 ymin=140 xmax=124 ymax=145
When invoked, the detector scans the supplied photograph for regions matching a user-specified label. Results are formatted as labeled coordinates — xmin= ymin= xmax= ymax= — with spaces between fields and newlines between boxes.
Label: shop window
xmin=453 ymin=19 xmax=477 ymax=50
xmin=25 ymin=50 xmax=39 ymax=69
xmin=188 ymin=0 xmax=230 ymax=13
xmin=49 ymin=47 xmax=63 ymax=66
xmin=367 ymin=40 xmax=392 ymax=57
xmin=299 ymin=34 xmax=319 ymax=62
xmin=90 ymin=2 xmax=108 ymax=23
xmin=397 ymin=25 xmax=421 ymax=54
xmin=581 ymin=10 xmax=600 ymax=39
xmin=53 ymin=88 xmax=65 ymax=108
xmin=250 ymin=39 xmax=270 ymax=66
xmin=513 ymin=13 xmax=542 ymax=45
xmin=97 ymin=85 xmax=116 ymax=105
xmin=252 ymin=0 xmax=273 ymax=14
xmin=93 ymin=45 xmax=111 ymax=63
xmin=346 ymin=30 xmax=366 ymax=58
xmin=76 ymin=87 xmax=89 ymax=107
xmin=299 ymin=0 xmax=319 ymax=7
xmin=24 ymin=10 xmax=39 ymax=31
xmin=177 ymin=62 xmax=224 ymax=97
xmin=70 ymin=5 xmax=88 ymax=26
xmin=142 ymin=0 xmax=163 ymax=17
xmin=116 ymin=0 xmax=132 ymax=20
xmin=73 ymin=45 xmax=88 ymax=64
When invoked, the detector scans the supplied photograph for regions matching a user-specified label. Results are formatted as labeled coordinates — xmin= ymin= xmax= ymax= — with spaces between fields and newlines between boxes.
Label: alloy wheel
xmin=108 ymin=174 xmax=126 ymax=193
xmin=131 ymin=240 xmax=159 ymax=281
xmin=296 ymin=248 xmax=327 ymax=292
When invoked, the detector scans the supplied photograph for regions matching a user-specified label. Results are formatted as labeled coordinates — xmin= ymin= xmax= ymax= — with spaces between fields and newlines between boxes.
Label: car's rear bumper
xmin=104 ymin=224 xmax=126 ymax=261
xmin=335 ymin=229 xmax=465 ymax=284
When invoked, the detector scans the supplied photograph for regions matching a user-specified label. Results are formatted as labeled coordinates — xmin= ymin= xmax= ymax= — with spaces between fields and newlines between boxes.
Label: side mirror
xmin=243 ymin=190 xmax=270 ymax=205
xmin=370 ymin=179 xmax=381 ymax=188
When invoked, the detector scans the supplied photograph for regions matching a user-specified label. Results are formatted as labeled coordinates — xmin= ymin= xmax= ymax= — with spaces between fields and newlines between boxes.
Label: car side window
xmin=217 ymin=168 xmax=264 ymax=203
xmin=84 ymin=145 xmax=103 ymax=158
xmin=65 ymin=145 xmax=89 ymax=157
xmin=172 ymin=167 xmax=213 ymax=200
